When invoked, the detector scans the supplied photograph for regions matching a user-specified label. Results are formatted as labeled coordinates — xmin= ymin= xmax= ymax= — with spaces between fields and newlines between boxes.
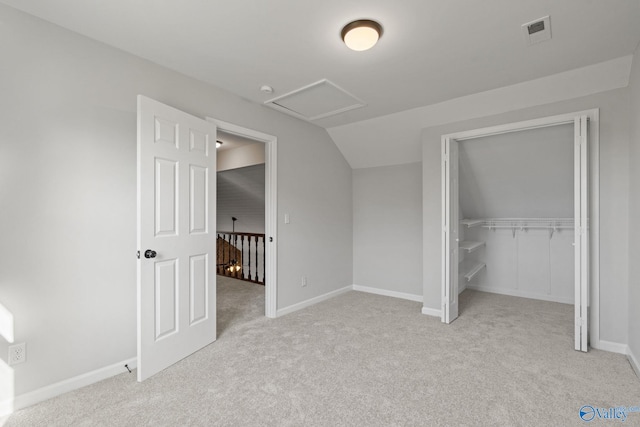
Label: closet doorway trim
xmin=440 ymin=109 xmax=600 ymax=351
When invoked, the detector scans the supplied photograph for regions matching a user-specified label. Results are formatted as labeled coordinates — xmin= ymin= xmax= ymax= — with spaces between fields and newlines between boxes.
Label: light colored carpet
xmin=216 ymin=276 xmax=265 ymax=338
xmin=4 ymin=284 xmax=639 ymax=426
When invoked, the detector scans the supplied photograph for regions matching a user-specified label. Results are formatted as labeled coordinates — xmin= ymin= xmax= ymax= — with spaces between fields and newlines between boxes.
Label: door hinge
xmin=269 ymin=237 xmax=273 ymax=242
xmin=136 ymin=250 xmax=140 ymax=259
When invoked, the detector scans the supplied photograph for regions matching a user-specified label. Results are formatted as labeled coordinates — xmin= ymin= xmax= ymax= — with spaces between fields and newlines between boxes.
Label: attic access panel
xmin=264 ymin=79 xmax=365 ymax=121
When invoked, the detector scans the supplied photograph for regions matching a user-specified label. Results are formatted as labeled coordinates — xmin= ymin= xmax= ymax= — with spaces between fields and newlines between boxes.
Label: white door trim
xmin=206 ymin=118 xmax=278 ymax=318
xmin=440 ymin=109 xmax=600 ymax=348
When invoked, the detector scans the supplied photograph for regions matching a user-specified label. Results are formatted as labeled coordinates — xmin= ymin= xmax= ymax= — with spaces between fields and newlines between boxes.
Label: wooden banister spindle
xmin=254 ymin=235 xmax=258 ymax=282
xmin=227 ymin=233 xmax=232 ymax=278
xmin=216 ymin=234 xmax=220 ymax=275
xmin=240 ymin=234 xmax=245 ymax=280
xmin=246 ymin=236 xmax=250 ymax=282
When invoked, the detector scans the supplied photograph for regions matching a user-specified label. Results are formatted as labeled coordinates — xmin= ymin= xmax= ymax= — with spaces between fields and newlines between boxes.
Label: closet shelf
xmin=463 ymin=262 xmax=486 ymax=282
xmin=459 ymin=240 xmax=485 ymax=253
xmin=461 ymin=218 xmax=576 ymax=234
xmin=461 ymin=219 xmax=483 ymax=228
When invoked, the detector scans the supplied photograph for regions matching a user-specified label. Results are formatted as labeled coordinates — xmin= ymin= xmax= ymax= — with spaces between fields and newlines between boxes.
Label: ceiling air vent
xmin=521 ymin=16 xmax=551 ymax=46
xmin=264 ymin=79 xmax=365 ymax=121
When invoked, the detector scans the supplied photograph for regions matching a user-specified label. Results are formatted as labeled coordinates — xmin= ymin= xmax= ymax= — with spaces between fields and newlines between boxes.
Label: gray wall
xmin=352 ymin=163 xmax=422 ymax=296
xmin=422 ymin=88 xmax=630 ymax=345
xmin=458 ymin=124 xmax=574 ymax=219
xmin=461 ymin=227 xmax=574 ymax=304
xmin=628 ymin=44 xmax=640 ymax=362
xmin=217 ymin=164 xmax=266 ymax=234
xmin=0 ymin=4 xmax=352 ymax=398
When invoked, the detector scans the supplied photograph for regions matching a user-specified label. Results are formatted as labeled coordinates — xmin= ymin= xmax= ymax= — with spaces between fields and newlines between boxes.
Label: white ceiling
xmin=3 ymin=0 xmax=639 ymax=131
xmin=3 ymin=1 xmax=640 ymax=170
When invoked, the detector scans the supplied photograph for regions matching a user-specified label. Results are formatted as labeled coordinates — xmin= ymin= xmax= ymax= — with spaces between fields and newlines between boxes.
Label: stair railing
xmin=216 ymin=231 xmax=266 ymax=285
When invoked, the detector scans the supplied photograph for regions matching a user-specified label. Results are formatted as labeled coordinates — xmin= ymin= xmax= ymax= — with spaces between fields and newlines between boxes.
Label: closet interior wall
xmin=457 ymin=124 xmax=575 ymax=304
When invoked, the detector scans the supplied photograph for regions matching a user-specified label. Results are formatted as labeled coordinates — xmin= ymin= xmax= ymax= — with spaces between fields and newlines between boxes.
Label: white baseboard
xmin=0 ymin=357 xmax=136 ymax=417
xmin=276 ymin=286 xmax=352 ymax=317
xmin=352 ymin=285 xmax=422 ymax=303
xmin=595 ymin=340 xmax=628 ymax=355
xmin=466 ymin=285 xmax=573 ymax=305
xmin=594 ymin=342 xmax=640 ymax=377
xmin=0 ymin=399 xmax=12 ymax=419
xmin=421 ymin=306 xmax=441 ymax=317
xmin=628 ymin=347 xmax=640 ymax=378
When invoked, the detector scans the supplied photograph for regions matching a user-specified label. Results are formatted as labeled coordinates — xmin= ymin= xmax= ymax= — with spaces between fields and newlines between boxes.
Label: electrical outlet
xmin=8 ymin=342 xmax=26 ymax=366
xmin=301 ymin=275 xmax=307 ymax=287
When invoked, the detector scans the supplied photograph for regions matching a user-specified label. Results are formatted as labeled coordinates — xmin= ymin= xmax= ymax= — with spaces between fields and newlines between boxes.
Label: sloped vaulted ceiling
xmin=3 ymin=0 xmax=639 ymax=168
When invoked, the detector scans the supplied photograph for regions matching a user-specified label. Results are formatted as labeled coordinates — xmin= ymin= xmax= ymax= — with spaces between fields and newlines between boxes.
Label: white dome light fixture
xmin=341 ymin=19 xmax=383 ymax=51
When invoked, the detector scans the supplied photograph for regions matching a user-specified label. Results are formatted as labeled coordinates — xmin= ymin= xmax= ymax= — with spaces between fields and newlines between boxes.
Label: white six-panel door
xmin=137 ymin=96 xmax=217 ymax=381
xmin=442 ymin=137 xmax=459 ymax=324
xmin=574 ymin=115 xmax=589 ymax=352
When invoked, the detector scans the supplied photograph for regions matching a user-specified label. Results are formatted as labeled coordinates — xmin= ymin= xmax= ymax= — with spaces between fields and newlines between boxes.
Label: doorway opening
xmin=208 ymin=118 xmax=277 ymax=320
xmin=441 ymin=110 xmax=599 ymax=352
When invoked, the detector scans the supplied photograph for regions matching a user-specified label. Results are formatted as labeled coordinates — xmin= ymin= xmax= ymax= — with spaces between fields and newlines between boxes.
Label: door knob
xmin=144 ymin=249 xmax=157 ymax=259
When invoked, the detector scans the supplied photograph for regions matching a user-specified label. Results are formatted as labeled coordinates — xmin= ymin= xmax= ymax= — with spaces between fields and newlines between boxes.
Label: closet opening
xmin=441 ymin=110 xmax=599 ymax=352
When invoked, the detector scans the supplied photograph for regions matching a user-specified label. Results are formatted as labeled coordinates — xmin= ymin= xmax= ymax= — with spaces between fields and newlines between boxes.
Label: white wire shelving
xmin=461 ymin=218 xmax=575 ymax=238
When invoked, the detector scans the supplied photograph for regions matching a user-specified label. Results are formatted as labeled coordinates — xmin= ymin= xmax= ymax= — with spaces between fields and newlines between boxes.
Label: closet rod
xmin=463 ymin=218 xmax=575 ymax=238
xmin=480 ymin=225 xmax=573 ymax=229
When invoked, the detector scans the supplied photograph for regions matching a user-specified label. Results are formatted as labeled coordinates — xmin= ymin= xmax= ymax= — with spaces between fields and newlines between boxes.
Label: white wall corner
xmin=276 ymin=286 xmax=352 ymax=317
xmin=458 ymin=282 xmax=467 ymax=294
xmin=627 ymin=347 xmax=640 ymax=378
xmin=0 ymin=358 xmax=137 ymax=417
xmin=352 ymin=285 xmax=423 ymax=303
xmin=421 ymin=306 xmax=441 ymax=317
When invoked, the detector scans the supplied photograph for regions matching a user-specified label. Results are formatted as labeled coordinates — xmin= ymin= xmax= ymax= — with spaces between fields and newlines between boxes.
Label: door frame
xmin=206 ymin=118 xmax=278 ymax=318
xmin=440 ymin=109 xmax=600 ymax=348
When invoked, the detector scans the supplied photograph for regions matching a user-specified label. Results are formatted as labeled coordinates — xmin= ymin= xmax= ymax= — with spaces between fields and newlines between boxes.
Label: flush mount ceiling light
xmin=341 ymin=19 xmax=383 ymax=51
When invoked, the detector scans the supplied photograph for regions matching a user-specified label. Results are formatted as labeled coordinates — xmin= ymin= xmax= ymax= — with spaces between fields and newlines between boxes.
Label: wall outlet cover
xmin=8 ymin=342 xmax=26 ymax=365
